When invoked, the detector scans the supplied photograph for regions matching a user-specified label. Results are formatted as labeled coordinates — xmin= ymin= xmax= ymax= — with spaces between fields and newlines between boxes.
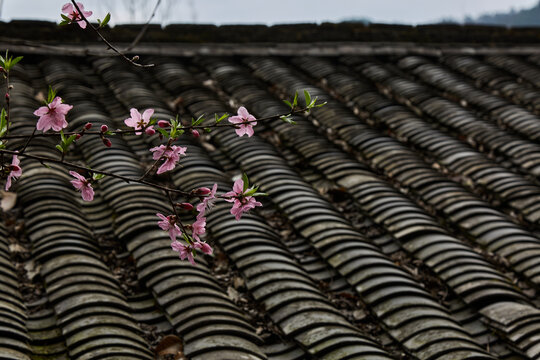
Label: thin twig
xmin=0 ymin=148 xmax=192 ymax=196
xmin=4 ymin=71 xmax=9 ymax=132
xmin=124 ymin=0 xmax=162 ymax=52
xmin=139 ymin=137 xmax=173 ymax=181
xmin=19 ymin=127 xmax=36 ymax=154
xmin=70 ymin=0 xmax=154 ymax=68
xmin=0 ymin=107 xmax=310 ymax=140
xmin=167 ymin=190 xmax=188 ymax=236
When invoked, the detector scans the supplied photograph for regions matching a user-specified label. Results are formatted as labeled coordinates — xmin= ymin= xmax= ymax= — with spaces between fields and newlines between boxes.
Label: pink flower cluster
xmin=19 ymin=57 xmax=264 ymax=266
xmin=155 ymin=184 xmax=220 ymax=265
xmin=224 ymin=179 xmax=262 ymax=220
xmin=150 ymin=145 xmax=187 ymax=174
xmin=62 ymin=2 xmax=92 ymax=29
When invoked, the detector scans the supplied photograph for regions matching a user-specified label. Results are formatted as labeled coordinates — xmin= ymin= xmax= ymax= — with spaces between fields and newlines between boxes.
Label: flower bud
xmin=0 ymin=67 xmax=4 ymax=74
xmin=158 ymin=120 xmax=169 ymax=128
xmin=75 ymin=134 xmax=82 ymax=140
xmin=4 ymin=93 xmax=9 ymax=101
xmin=192 ymin=129 xmax=200 ymax=138
xmin=101 ymin=125 xmax=108 ymax=132
xmin=103 ymin=138 xmax=112 ymax=147
xmin=145 ymin=127 xmax=155 ymax=135
xmin=178 ymin=202 xmax=194 ymax=210
xmin=196 ymin=187 xmax=211 ymax=195
xmin=84 ymin=122 xmax=92 ymax=130
xmin=132 ymin=55 xmax=140 ymax=62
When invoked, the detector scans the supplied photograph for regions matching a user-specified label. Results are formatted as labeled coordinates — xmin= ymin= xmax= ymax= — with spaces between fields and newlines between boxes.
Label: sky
xmin=0 ymin=0 xmax=539 ymax=25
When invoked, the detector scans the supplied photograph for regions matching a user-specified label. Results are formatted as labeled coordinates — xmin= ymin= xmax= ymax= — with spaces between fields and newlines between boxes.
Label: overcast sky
xmin=1 ymin=0 xmax=539 ymax=25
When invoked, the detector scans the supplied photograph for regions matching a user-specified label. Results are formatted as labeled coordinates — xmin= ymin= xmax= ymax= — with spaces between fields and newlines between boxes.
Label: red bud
xmin=178 ymin=202 xmax=194 ymax=210
xmin=5 ymin=93 xmax=9 ymax=101
xmin=75 ymin=134 xmax=82 ymax=140
xmin=84 ymin=122 xmax=92 ymax=130
xmin=158 ymin=120 xmax=169 ymax=128
xmin=145 ymin=127 xmax=155 ymax=135
xmin=103 ymin=138 xmax=112 ymax=147
xmin=192 ymin=129 xmax=200 ymax=138
xmin=196 ymin=187 xmax=211 ymax=195
xmin=101 ymin=125 xmax=108 ymax=132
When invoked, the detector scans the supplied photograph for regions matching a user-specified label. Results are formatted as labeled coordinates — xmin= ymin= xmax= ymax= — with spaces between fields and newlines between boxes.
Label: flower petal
xmin=238 ymin=106 xmax=249 ymax=119
xmin=62 ymin=3 xmax=73 ymax=13
xmin=232 ymin=179 xmax=243 ymax=194
xmin=130 ymin=108 xmax=141 ymax=123
xmin=142 ymin=108 xmax=154 ymax=123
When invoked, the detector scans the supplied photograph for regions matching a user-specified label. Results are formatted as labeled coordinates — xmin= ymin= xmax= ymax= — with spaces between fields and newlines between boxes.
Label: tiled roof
xmin=2 ymin=23 xmax=540 ymax=359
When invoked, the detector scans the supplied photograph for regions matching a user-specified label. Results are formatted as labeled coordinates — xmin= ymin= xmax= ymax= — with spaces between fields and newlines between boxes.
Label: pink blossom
xmin=149 ymin=145 xmax=187 ymax=174
xmin=194 ymin=241 xmax=213 ymax=255
xmin=124 ymin=108 xmax=154 ymax=135
xmin=224 ymin=179 xmax=262 ymax=220
xmin=69 ymin=171 xmax=94 ymax=201
xmin=171 ymin=241 xmax=196 ymax=265
xmin=62 ymin=2 xmax=92 ymax=29
xmin=34 ymin=97 xmax=73 ymax=132
xmin=5 ymin=155 xmax=22 ymax=191
xmin=228 ymin=106 xmax=257 ymax=137
xmin=196 ymin=183 xmax=218 ymax=219
xmin=229 ymin=197 xmax=263 ymax=221
xmin=156 ymin=213 xmax=181 ymax=241
xmin=192 ymin=217 xmax=206 ymax=242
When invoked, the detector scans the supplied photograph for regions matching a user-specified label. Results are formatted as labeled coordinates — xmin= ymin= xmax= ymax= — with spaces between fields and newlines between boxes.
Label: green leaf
xmin=292 ymin=91 xmax=298 ymax=108
xmin=203 ymin=128 xmax=211 ymax=133
xmin=59 ymin=130 xmax=66 ymax=143
xmin=0 ymin=108 xmax=7 ymax=131
xmin=280 ymin=115 xmax=296 ymax=125
xmin=215 ymin=113 xmax=229 ymax=123
xmin=92 ymin=173 xmax=106 ymax=180
xmin=61 ymin=14 xmax=71 ymax=21
xmin=11 ymin=56 xmax=22 ymax=68
xmin=182 ymin=232 xmax=192 ymax=243
xmin=66 ymin=134 xmax=77 ymax=146
xmin=100 ymin=13 xmax=111 ymax=28
xmin=304 ymin=90 xmax=311 ymax=108
xmin=242 ymin=173 xmax=249 ymax=192
xmin=283 ymin=100 xmax=292 ymax=109
xmin=47 ymin=86 xmax=57 ymax=104
xmin=55 ymin=144 xmax=64 ymax=153
xmin=252 ymin=192 xmax=268 ymax=197
xmin=315 ymin=101 xmax=327 ymax=108
xmin=243 ymin=186 xmax=259 ymax=196
xmin=156 ymin=128 xmax=169 ymax=138
xmin=191 ymin=114 xmax=205 ymax=126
